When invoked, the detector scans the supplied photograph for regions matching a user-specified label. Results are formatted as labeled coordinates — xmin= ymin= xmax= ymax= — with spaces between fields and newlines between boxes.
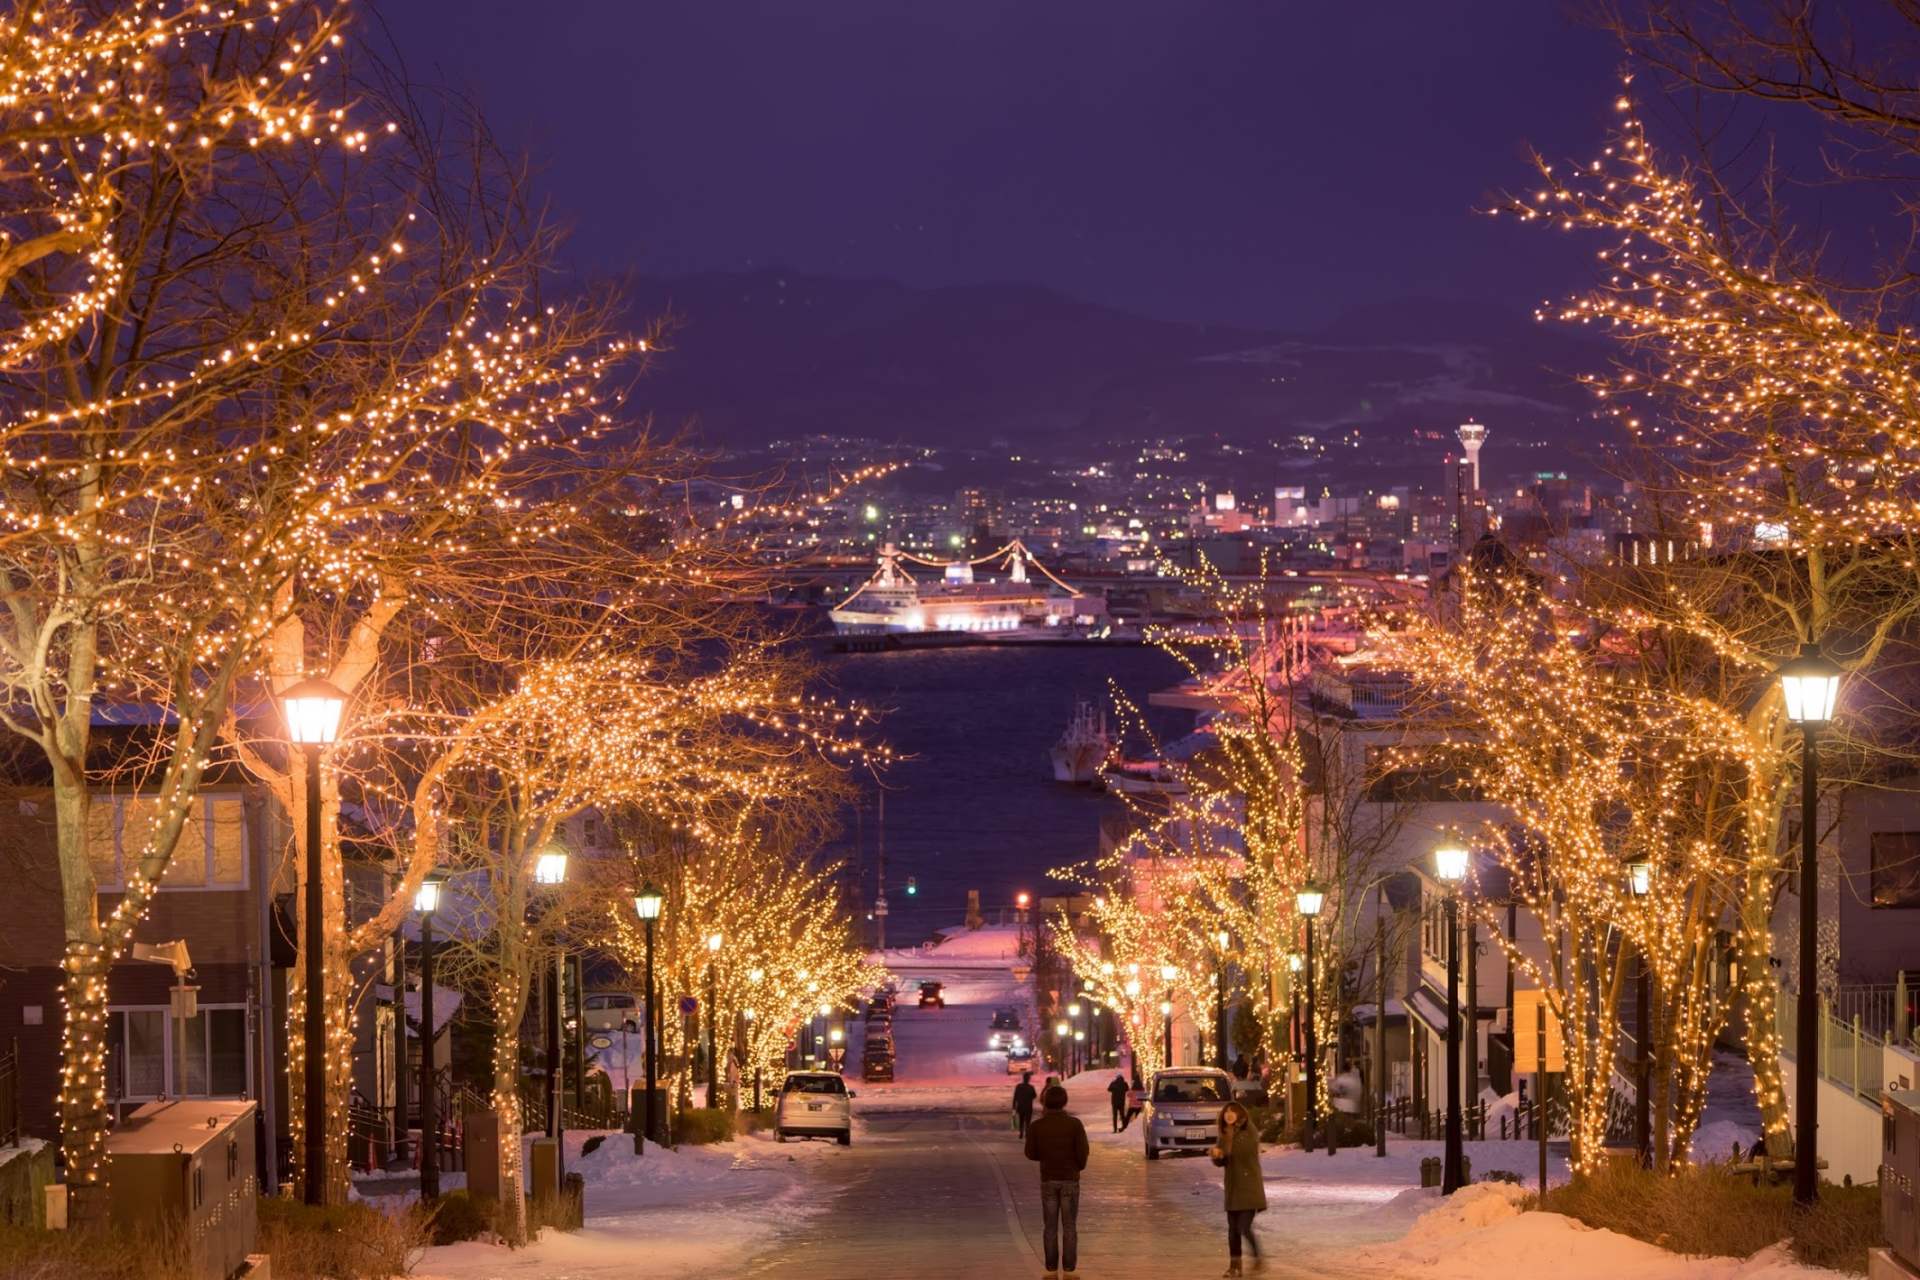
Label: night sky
xmin=373 ymin=2 xmax=1624 ymax=330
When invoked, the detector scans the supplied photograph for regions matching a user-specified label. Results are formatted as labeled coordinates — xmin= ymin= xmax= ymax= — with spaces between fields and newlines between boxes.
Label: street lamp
xmin=413 ymin=873 xmax=445 ymax=1199
xmin=1626 ymin=859 xmax=1652 ymax=1168
xmin=1160 ymin=964 xmax=1179 ymax=1068
xmin=1215 ymin=929 xmax=1231 ymax=1070
xmin=747 ymin=966 xmax=766 ymax=1110
xmin=1433 ymin=844 xmax=1469 ymax=1193
xmin=1297 ymin=882 xmax=1326 ymax=1151
xmin=1779 ymin=642 xmax=1842 ymax=1207
xmin=281 ymin=675 xmax=344 ymax=1207
xmin=1067 ymin=1003 xmax=1082 ymax=1075
xmin=531 ymin=848 xmax=570 ymax=1182
xmin=705 ymin=932 xmax=723 ymax=1109
xmin=633 ymin=884 xmax=664 ymax=1154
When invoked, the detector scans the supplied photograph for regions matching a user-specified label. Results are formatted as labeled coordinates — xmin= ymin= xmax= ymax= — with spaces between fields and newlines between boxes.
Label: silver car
xmin=1141 ymin=1068 xmax=1233 ymax=1161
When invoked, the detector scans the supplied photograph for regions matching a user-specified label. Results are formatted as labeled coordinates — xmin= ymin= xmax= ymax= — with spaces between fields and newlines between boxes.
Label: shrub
xmin=0 ymin=1222 xmax=189 ymax=1280
xmin=257 ymin=1196 xmax=430 ymax=1279
xmin=426 ymin=1190 xmax=493 ymax=1246
xmin=1537 ymin=1158 xmax=1882 ymax=1274
xmin=675 ymin=1108 xmax=737 ymax=1146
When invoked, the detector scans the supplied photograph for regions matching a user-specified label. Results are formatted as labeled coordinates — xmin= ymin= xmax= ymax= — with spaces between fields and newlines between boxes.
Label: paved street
xmin=739 ymin=1105 xmax=1347 ymax=1279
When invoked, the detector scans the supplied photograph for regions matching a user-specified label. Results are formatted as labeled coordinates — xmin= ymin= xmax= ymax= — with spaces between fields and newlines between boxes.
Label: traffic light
xmin=906 ymin=876 xmax=917 ymax=896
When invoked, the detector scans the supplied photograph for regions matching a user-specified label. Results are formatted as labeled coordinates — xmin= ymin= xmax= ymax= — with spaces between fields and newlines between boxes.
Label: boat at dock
xmin=1049 ymin=700 xmax=1113 ymax=784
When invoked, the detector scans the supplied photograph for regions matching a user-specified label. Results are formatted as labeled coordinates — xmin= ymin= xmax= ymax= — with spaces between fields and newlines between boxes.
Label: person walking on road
xmin=1208 ymin=1101 xmax=1267 ymax=1276
xmin=1012 ymin=1071 xmax=1037 ymax=1138
xmin=1106 ymin=1073 xmax=1130 ymax=1132
xmin=1023 ymin=1084 xmax=1089 ymax=1280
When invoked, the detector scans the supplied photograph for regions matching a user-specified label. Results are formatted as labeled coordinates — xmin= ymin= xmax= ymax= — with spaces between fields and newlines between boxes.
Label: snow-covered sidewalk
xmin=412 ymin=1126 xmax=843 ymax=1280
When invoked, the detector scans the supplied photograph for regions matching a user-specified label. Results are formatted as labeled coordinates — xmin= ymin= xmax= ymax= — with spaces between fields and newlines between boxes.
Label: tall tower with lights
xmin=1456 ymin=420 xmax=1488 ymax=492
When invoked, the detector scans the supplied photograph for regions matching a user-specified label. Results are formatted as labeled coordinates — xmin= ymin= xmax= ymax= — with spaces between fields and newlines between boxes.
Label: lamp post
xmin=1067 ymin=1004 xmax=1082 ymax=1075
xmin=1780 ymin=643 xmax=1842 ymax=1207
xmin=534 ymin=850 xmax=568 ymax=1183
xmin=1297 ymin=882 xmax=1326 ymax=1152
xmin=1160 ymin=963 xmax=1179 ymax=1067
xmin=1433 ymin=843 xmax=1469 ymax=1194
xmin=413 ymin=874 xmax=445 ymax=1200
xmin=1055 ymin=1019 xmax=1071 ymax=1075
xmin=1626 ymin=859 xmax=1653 ymax=1168
xmin=1215 ymin=929 xmax=1231 ymax=1070
xmin=633 ymin=885 xmax=664 ymax=1154
xmin=282 ymin=676 xmax=345 ymax=1207
xmin=748 ymin=966 xmax=766 ymax=1111
xmin=705 ymin=932 xmax=723 ymax=1109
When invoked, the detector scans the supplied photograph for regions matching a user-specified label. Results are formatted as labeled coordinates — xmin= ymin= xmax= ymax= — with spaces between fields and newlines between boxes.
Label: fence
xmin=1828 ymin=976 xmax=1920 ymax=1047
xmin=1379 ymin=1096 xmax=1492 ymax=1141
xmin=1776 ymin=985 xmax=1888 ymax=1105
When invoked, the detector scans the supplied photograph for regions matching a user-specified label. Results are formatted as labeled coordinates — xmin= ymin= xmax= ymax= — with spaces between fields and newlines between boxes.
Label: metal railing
xmin=1777 ymin=986 xmax=1888 ymax=1104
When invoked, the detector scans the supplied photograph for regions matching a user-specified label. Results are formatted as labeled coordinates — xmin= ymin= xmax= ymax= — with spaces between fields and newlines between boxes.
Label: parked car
xmin=861 ymin=1051 xmax=895 ymax=1083
xmin=1005 ymin=1042 xmax=1037 ymax=1074
xmin=1231 ymin=1077 xmax=1270 ymax=1107
xmin=917 ymin=981 xmax=945 ymax=1009
xmin=1141 ymin=1067 xmax=1233 ymax=1161
xmin=869 ymin=988 xmax=896 ymax=1015
xmin=581 ymin=992 xmax=640 ymax=1033
xmin=776 ymin=1070 xmax=853 ymax=1145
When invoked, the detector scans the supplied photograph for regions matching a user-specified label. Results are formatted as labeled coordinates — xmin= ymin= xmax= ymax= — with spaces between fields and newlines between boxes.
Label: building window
xmin=1870 ymin=832 xmax=1920 ymax=908
xmin=90 ymin=795 xmax=247 ymax=892
xmin=108 ymin=1006 xmax=249 ymax=1101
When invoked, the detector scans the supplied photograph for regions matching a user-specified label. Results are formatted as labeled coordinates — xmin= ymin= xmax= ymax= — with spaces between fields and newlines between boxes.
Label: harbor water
xmin=818 ymin=642 xmax=1193 ymax=946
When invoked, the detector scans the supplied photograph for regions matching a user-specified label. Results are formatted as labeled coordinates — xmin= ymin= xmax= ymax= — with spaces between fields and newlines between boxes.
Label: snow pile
xmin=1396 ymin=1180 xmax=1528 ymax=1242
xmin=1354 ymin=1186 xmax=1846 ymax=1280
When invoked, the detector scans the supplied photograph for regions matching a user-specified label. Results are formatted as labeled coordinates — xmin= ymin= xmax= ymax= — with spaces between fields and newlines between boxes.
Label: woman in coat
xmin=1208 ymin=1101 xmax=1266 ymax=1275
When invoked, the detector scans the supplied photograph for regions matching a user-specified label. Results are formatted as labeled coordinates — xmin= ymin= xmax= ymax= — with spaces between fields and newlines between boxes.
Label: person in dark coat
xmin=1106 ymin=1073 xmax=1130 ymax=1132
xmin=1012 ymin=1071 xmax=1037 ymax=1138
xmin=1231 ymin=1053 xmax=1249 ymax=1080
xmin=1208 ymin=1101 xmax=1266 ymax=1276
xmin=1023 ymin=1085 xmax=1089 ymax=1279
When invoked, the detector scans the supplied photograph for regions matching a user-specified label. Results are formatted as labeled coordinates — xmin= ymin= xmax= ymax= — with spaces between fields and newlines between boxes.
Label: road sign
xmin=678 ymin=995 xmax=699 ymax=1016
xmin=875 ymin=895 xmax=890 ymax=917
xmin=1511 ymin=989 xmax=1565 ymax=1074
xmin=589 ymin=1034 xmax=612 ymax=1050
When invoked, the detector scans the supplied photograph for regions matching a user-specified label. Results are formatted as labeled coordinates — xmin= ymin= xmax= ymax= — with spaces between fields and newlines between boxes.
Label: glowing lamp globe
xmin=707 ymin=932 xmax=723 ymax=954
xmin=1627 ymin=860 xmax=1653 ymax=898
xmin=1056 ymin=1021 xmax=1070 ymax=1037
xmin=1159 ymin=964 xmax=1178 ymax=982
xmin=1295 ymin=882 xmax=1327 ymax=918
xmin=1123 ymin=979 xmax=1141 ymax=998
xmin=534 ymin=850 xmax=568 ymax=885
xmin=1433 ymin=843 xmax=1470 ymax=884
xmin=634 ymin=884 xmax=664 ymax=921
xmin=1778 ymin=643 xmax=1842 ymax=726
xmin=1067 ymin=1003 xmax=1081 ymax=1017
xmin=1287 ymin=954 xmax=1303 ymax=973
xmin=413 ymin=873 xmax=445 ymax=915
xmin=281 ymin=677 xmax=346 ymax=746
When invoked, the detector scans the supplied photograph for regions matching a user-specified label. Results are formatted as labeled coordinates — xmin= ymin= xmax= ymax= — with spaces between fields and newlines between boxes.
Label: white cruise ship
xmin=829 ymin=542 xmax=1108 ymax=641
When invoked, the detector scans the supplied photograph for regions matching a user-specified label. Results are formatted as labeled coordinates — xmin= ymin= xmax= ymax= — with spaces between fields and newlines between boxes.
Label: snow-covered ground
xmin=405 ymin=926 xmax=1850 ymax=1279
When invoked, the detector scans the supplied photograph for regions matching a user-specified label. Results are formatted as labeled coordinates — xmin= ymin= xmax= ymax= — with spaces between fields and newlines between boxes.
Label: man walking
xmin=1106 ymin=1073 xmax=1130 ymax=1133
xmin=1012 ymin=1071 xmax=1037 ymax=1138
xmin=1023 ymin=1084 xmax=1089 ymax=1280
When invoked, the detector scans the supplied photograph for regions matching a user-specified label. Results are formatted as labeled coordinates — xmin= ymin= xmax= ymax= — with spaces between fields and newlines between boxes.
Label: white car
xmin=1141 ymin=1067 xmax=1233 ymax=1161
xmin=776 ymin=1071 xmax=853 ymax=1145
xmin=582 ymin=992 xmax=640 ymax=1033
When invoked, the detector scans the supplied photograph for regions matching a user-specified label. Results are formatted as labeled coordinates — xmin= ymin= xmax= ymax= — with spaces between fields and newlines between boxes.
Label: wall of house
xmin=1833 ymin=779 xmax=1920 ymax=983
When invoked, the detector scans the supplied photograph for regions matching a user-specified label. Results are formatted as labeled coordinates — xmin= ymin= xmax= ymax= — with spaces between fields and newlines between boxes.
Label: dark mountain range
xmin=616 ymin=270 xmax=1609 ymax=485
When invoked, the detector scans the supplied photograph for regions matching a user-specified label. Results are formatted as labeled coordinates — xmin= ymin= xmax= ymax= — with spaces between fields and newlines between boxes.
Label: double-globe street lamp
xmin=1214 ymin=929 xmax=1231 ymax=1070
xmin=633 ymin=884 xmax=664 ymax=1154
xmin=1296 ymin=881 xmax=1326 ymax=1151
xmin=413 ymin=873 xmax=446 ymax=1200
xmin=1432 ymin=842 xmax=1469 ymax=1194
xmin=281 ymin=677 xmax=346 ymax=1207
xmin=1779 ymin=643 xmax=1842 ymax=1207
